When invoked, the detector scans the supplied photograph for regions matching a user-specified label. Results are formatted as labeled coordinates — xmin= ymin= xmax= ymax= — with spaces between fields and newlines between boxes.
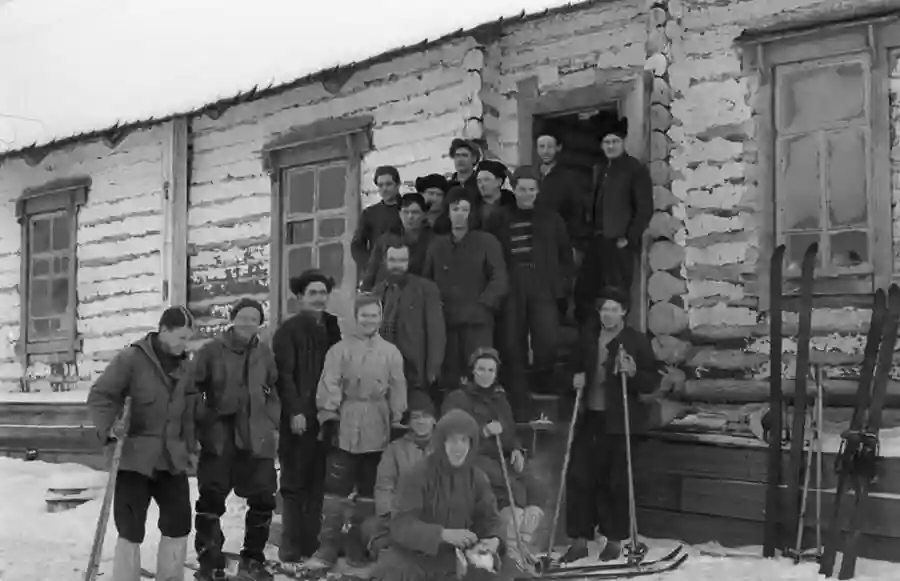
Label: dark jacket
xmin=423 ymin=230 xmax=508 ymax=327
xmin=538 ymin=162 xmax=586 ymax=240
xmin=360 ymin=227 xmax=435 ymax=292
xmin=432 ymin=188 xmax=517 ymax=235
xmin=372 ymin=274 xmax=446 ymax=387
xmin=584 ymin=153 xmax=653 ymax=247
xmin=492 ymin=205 xmax=575 ymax=299
xmin=192 ymin=329 xmax=281 ymax=459
xmin=272 ymin=310 xmax=342 ymax=430
xmin=351 ymin=200 xmax=402 ymax=273
xmin=441 ymin=382 xmax=522 ymax=460
xmin=573 ymin=322 xmax=661 ymax=434
xmin=87 ymin=333 xmax=193 ymax=477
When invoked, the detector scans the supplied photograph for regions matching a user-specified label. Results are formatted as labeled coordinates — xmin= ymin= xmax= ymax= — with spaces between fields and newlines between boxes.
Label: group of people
xmin=87 ymin=116 xmax=664 ymax=581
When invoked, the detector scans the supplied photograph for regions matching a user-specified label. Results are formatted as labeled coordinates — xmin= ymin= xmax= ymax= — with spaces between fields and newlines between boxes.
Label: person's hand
xmin=483 ymin=421 xmax=503 ymax=437
xmin=475 ymin=536 xmax=500 ymax=554
xmin=572 ymin=372 xmax=586 ymax=390
xmin=290 ymin=414 xmax=307 ymax=435
xmin=619 ymin=353 xmax=637 ymax=378
xmin=616 ymin=237 xmax=628 ymax=249
xmin=428 ymin=373 xmax=438 ymax=385
xmin=441 ymin=528 xmax=478 ymax=548
xmin=510 ymin=449 xmax=525 ymax=473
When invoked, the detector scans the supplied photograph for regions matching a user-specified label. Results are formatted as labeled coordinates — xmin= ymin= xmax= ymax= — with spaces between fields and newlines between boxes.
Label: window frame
xmin=743 ymin=17 xmax=900 ymax=304
xmin=16 ymin=177 xmax=89 ymax=357
xmin=263 ymin=116 xmax=373 ymax=326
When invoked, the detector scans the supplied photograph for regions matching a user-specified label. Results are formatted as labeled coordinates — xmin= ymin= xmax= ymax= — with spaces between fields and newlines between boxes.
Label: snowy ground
xmin=1 ymin=457 xmax=897 ymax=581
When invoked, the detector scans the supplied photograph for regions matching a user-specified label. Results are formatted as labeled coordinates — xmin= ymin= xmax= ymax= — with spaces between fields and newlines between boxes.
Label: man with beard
xmin=272 ymin=270 xmax=343 ymax=572
xmin=501 ymin=166 xmax=573 ymax=414
xmin=563 ymin=287 xmax=660 ymax=564
xmin=415 ymin=173 xmax=449 ymax=228
xmin=433 ymin=139 xmax=481 ymax=234
xmin=193 ymin=298 xmax=280 ymax=581
xmin=306 ymin=294 xmax=407 ymax=573
xmin=573 ymin=117 xmax=653 ymax=320
xmin=371 ymin=241 xmax=445 ymax=398
xmin=351 ymin=165 xmax=403 ymax=278
xmin=360 ymin=193 xmax=434 ymax=292
xmin=423 ymin=187 xmax=507 ymax=389
xmin=87 ymin=306 xmax=196 ymax=581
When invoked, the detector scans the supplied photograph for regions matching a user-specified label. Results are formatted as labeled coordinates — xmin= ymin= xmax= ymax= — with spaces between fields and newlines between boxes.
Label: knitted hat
xmin=599 ymin=116 xmax=628 ymax=140
xmin=408 ymin=390 xmax=436 ymax=417
xmin=476 ymin=160 xmax=508 ymax=181
xmin=510 ymin=165 xmax=542 ymax=188
xmin=596 ymin=286 xmax=631 ymax=312
xmin=158 ymin=306 xmax=195 ymax=330
xmin=231 ymin=297 xmax=265 ymax=325
xmin=468 ymin=346 xmax=501 ymax=369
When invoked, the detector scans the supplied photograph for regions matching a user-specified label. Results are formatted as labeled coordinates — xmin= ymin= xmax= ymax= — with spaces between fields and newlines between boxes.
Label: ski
xmin=534 ymin=553 xmax=688 ymax=579
xmin=786 ymin=242 xmax=817 ymax=555
xmin=763 ymin=244 xmax=786 ymax=558
xmin=835 ymin=284 xmax=900 ymax=579
xmin=818 ymin=286 xmax=891 ymax=578
xmin=541 ymin=544 xmax=683 ymax=574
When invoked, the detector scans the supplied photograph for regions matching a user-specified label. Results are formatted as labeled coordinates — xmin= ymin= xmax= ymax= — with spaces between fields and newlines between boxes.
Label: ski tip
xmin=803 ymin=242 xmax=819 ymax=257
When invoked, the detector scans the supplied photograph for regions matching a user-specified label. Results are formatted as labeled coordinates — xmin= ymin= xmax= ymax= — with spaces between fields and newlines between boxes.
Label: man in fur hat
xmin=573 ymin=116 xmax=653 ymax=320
xmin=415 ymin=173 xmax=450 ymax=227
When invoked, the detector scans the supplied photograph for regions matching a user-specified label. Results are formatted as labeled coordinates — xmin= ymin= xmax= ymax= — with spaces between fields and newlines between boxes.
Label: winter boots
xmin=112 ymin=537 xmax=141 ymax=581
xmin=303 ymin=495 xmax=348 ymax=571
xmin=500 ymin=505 xmax=544 ymax=569
xmin=344 ymin=498 xmax=377 ymax=568
xmin=155 ymin=536 xmax=188 ymax=581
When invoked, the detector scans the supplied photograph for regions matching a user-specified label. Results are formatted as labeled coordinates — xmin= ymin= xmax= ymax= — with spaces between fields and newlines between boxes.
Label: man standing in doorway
xmin=351 ymin=165 xmax=403 ymax=278
xmin=423 ymin=186 xmax=507 ymax=389
xmin=535 ymin=128 xmax=582 ymax=239
xmin=372 ymin=241 xmax=446 ymax=398
xmin=360 ymin=193 xmax=434 ymax=291
xmin=272 ymin=270 xmax=343 ymax=573
xmin=573 ymin=117 xmax=653 ymax=321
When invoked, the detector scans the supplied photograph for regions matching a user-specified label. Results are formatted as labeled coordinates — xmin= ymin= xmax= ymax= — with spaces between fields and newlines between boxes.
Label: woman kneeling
xmin=374 ymin=409 xmax=504 ymax=580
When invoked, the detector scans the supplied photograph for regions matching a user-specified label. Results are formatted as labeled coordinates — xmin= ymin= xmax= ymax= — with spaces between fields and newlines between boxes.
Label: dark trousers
xmin=324 ymin=448 xmax=382 ymax=499
xmin=443 ymin=323 xmax=493 ymax=389
xmin=318 ymin=448 xmax=383 ymax=562
xmin=502 ymin=264 xmax=560 ymax=406
xmin=279 ymin=427 xmax=327 ymax=561
xmin=574 ymin=237 xmax=636 ymax=320
xmin=114 ymin=469 xmax=192 ymax=543
xmin=195 ymin=435 xmax=278 ymax=568
xmin=565 ymin=411 xmax=630 ymax=542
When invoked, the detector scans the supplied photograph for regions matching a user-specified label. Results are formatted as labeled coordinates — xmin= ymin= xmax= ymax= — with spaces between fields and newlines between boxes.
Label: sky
xmin=0 ymin=0 xmax=575 ymax=153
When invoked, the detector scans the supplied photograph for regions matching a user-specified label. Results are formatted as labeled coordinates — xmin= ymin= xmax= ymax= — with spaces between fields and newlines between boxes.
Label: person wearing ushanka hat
xmin=371 ymin=408 xmax=505 ymax=581
xmin=190 ymin=297 xmax=281 ymax=581
xmin=573 ymin=114 xmax=653 ymax=321
xmin=415 ymin=173 xmax=450 ymax=228
xmin=561 ymin=286 xmax=661 ymax=565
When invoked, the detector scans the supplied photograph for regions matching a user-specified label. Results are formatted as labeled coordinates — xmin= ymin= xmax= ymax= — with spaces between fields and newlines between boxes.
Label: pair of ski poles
xmin=790 ymin=364 xmax=825 ymax=562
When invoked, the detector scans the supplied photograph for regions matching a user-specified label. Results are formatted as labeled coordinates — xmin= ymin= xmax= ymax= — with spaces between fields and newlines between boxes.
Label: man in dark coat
xmin=351 ymin=165 xmax=403 ymax=278
xmin=563 ymin=288 xmax=661 ymax=564
xmin=87 ymin=306 xmax=196 ymax=581
xmin=573 ymin=117 xmax=653 ymax=320
xmin=433 ymin=139 xmax=481 ymax=234
xmin=423 ymin=186 xmax=508 ymax=389
xmin=372 ymin=240 xmax=446 ymax=397
xmin=192 ymin=298 xmax=280 ymax=581
xmin=415 ymin=173 xmax=449 ymax=228
xmin=272 ymin=270 xmax=343 ymax=570
xmin=360 ymin=193 xmax=434 ymax=292
xmin=500 ymin=166 xmax=574 ymax=414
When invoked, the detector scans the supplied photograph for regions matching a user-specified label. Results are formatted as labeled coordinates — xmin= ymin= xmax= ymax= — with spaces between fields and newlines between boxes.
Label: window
xmin=263 ymin=116 xmax=373 ymax=324
xmin=16 ymin=177 xmax=88 ymax=355
xmin=744 ymin=18 xmax=899 ymax=296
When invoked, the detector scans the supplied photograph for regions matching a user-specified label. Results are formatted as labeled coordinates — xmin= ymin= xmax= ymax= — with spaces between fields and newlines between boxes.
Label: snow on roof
xmin=0 ymin=0 xmax=580 ymax=155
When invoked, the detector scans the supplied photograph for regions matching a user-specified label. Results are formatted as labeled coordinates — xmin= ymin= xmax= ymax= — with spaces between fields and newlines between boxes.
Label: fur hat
xmin=595 ymin=286 xmax=631 ymax=311
xmin=476 ymin=160 xmax=508 ymax=180
xmin=230 ymin=298 xmax=265 ymax=325
xmin=415 ymin=174 xmax=450 ymax=194
xmin=449 ymin=138 xmax=480 ymax=160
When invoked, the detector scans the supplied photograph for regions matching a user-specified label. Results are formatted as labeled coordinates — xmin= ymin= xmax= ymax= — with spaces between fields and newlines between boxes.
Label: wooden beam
xmin=161 ymin=118 xmax=190 ymax=307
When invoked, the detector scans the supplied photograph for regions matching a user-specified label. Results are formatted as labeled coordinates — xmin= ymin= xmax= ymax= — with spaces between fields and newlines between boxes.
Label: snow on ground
xmin=1 ymin=456 xmax=897 ymax=580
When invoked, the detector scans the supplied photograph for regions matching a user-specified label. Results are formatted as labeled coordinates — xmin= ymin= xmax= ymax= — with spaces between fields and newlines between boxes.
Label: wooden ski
xmin=763 ymin=244 xmax=786 ymax=558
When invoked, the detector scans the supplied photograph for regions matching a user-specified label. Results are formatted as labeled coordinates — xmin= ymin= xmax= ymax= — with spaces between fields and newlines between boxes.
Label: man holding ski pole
xmin=561 ymin=287 xmax=661 ymax=563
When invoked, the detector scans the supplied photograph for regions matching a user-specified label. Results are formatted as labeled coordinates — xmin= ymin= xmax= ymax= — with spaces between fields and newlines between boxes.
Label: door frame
xmin=516 ymin=68 xmax=652 ymax=331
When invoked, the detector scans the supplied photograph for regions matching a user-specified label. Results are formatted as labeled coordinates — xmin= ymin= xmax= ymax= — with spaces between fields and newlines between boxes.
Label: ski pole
xmin=495 ymin=433 xmax=533 ymax=573
xmin=792 ymin=401 xmax=815 ymax=562
xmin=815 ymin=365 xmax=824 ymax=556
xmin=85 ymin=397 xmax=133 ymax=581
xmin=539 ymin=374 xmax=584 ymax=573
xmin=619 ymin=345 xmax=642 ymax=565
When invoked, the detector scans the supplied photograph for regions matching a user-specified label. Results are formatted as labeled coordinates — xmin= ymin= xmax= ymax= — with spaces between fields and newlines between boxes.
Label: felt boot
xmin=111 ymin=537 xmax=141 ymax=581
xmin=155 ymin=536 xmax=188 ymax=581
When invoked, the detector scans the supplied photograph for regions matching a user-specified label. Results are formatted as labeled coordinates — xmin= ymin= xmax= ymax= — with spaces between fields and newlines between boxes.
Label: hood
xmin=432 ymin=409 xmax=480 ymax=468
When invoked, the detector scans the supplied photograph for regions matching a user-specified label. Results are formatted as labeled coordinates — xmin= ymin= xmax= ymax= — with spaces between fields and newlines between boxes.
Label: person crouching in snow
xmin=362 ymin=390 xmax=437 ymax=558
xmin=441 ymin=347 xmax=547 ymax=569
xmin=191 ymin=298 xmax=280 ymax=581
xmin=562 ymin=287 xmax=661 ymax=563
xmin=308 ymin=293 xmax=408 ymax=572
xmin=373 ymin=409 xmax=504 ymax=581
xmin=87 ymin=306 xmax=196 ymax=581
